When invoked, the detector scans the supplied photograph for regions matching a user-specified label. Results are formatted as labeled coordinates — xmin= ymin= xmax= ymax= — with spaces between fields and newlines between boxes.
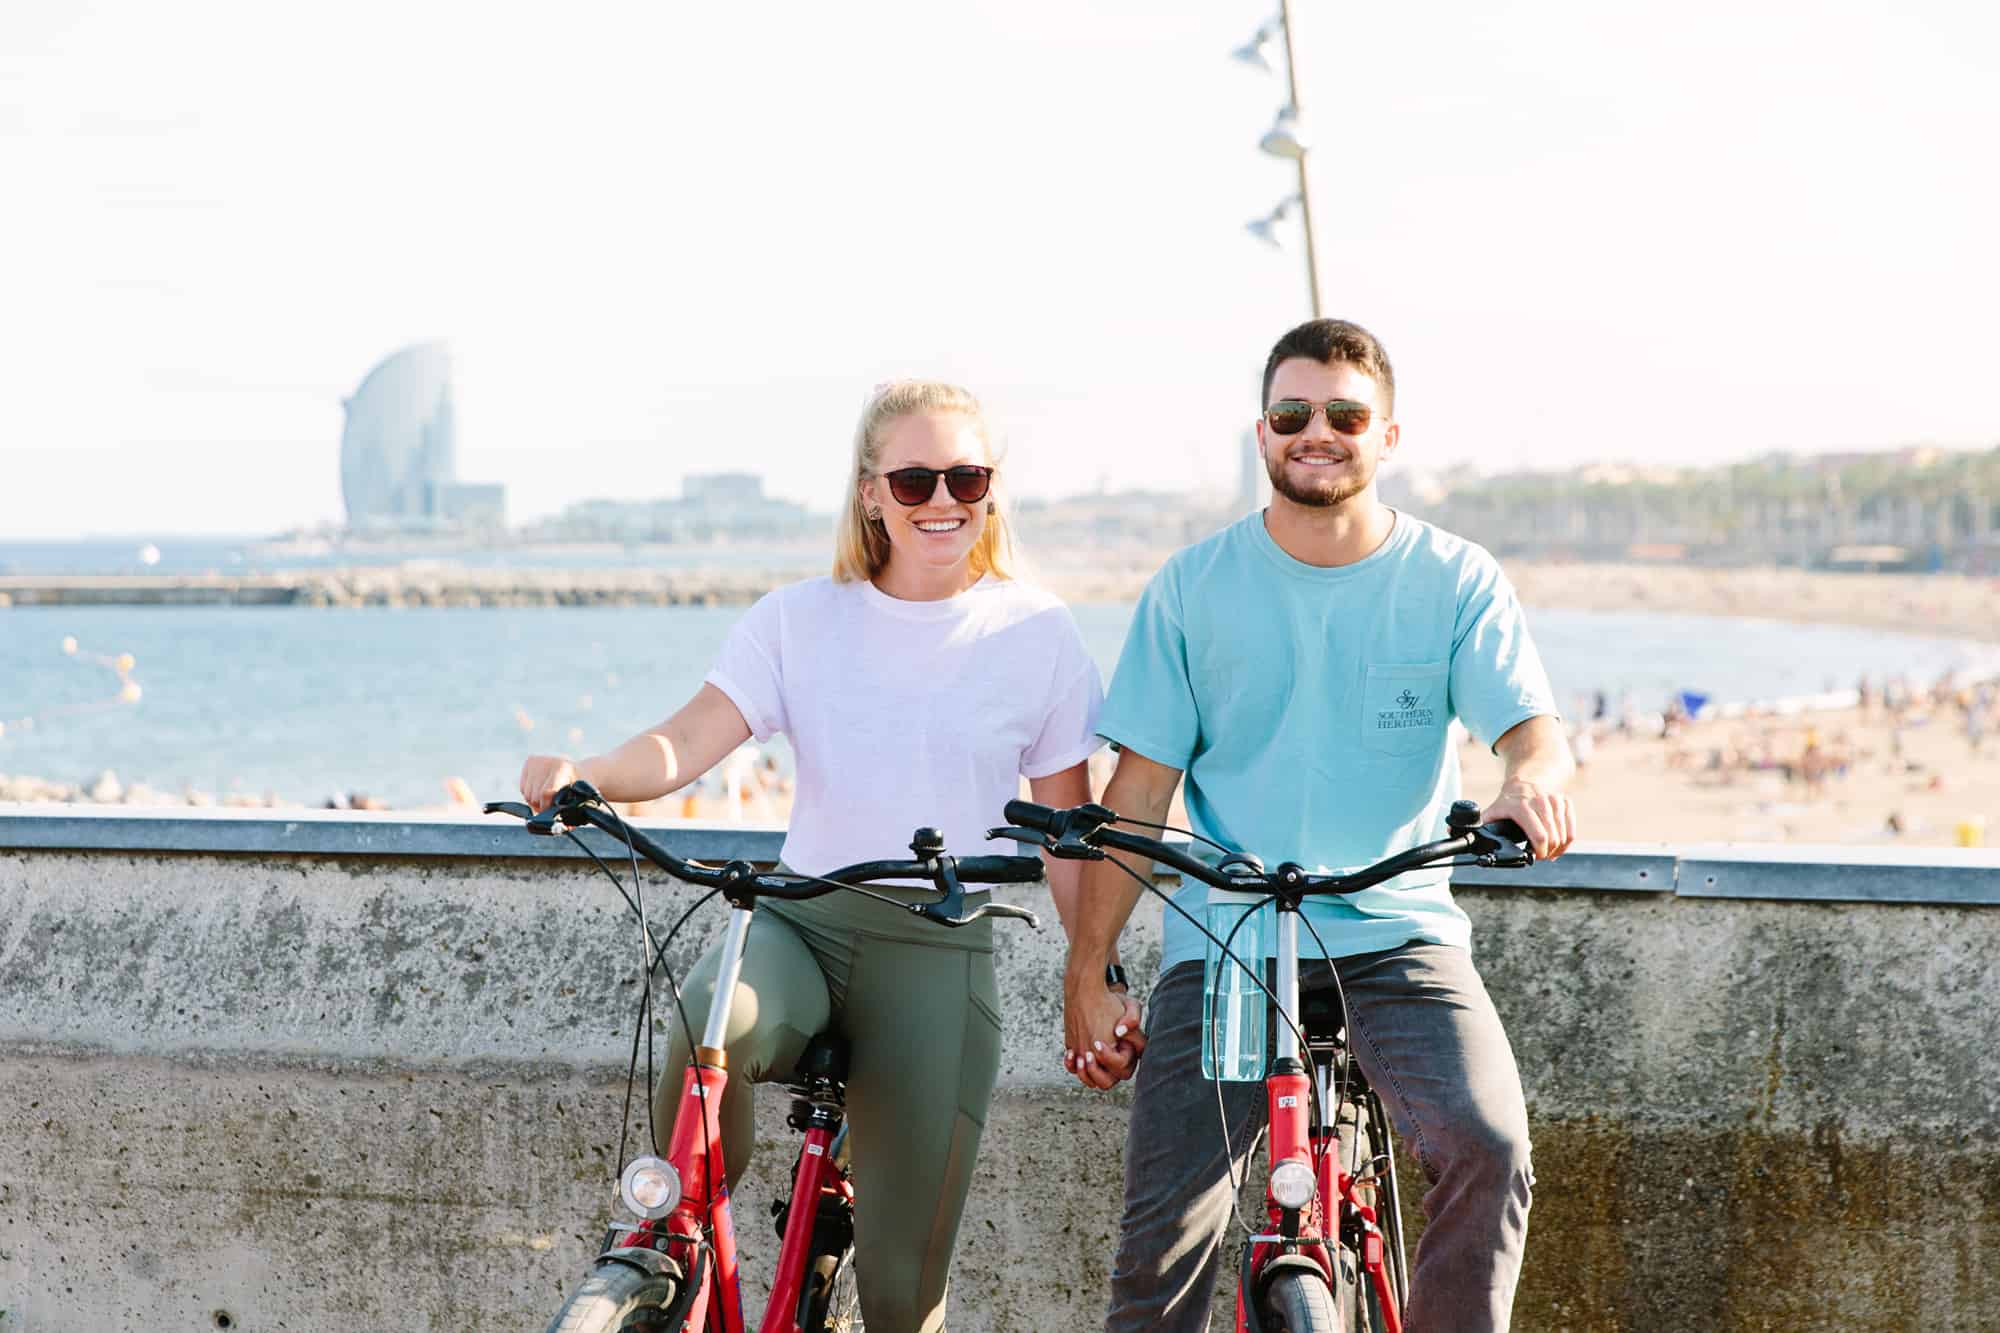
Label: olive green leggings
xmin=654 ymin=887 xmax=1002 ymax=1333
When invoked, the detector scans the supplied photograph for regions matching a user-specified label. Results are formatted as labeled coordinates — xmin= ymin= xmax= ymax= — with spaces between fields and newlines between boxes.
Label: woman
xmin=519 ymin=380 xmax=1105 ymax=1332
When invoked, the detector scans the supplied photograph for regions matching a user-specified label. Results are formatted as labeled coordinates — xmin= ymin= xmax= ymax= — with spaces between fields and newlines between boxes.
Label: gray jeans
xmin=1105 ymin=945 xmax=1533 ymax=1333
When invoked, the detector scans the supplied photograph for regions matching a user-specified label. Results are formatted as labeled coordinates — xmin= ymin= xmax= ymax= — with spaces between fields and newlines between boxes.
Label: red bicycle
xmin=487 ymin=780 xmax=1042 ymax=1333
xmin=997 ymin=797 xmax=1531 ymax=1333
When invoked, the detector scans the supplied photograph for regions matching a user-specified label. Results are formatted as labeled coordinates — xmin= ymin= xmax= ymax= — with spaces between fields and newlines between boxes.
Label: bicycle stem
xmin=702 ymin=906 xmax=755 ymax=1056
xmin=1273 ymin=907 xmax=1302 ymax=1066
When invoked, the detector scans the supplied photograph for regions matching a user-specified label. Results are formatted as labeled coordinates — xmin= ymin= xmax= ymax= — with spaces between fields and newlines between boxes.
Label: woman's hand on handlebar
xmin=520 ymin=754 xmax=582 ymax=812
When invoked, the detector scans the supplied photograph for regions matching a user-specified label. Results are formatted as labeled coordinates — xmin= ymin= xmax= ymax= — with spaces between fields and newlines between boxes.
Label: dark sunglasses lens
xmin=943 ymin=467 xmax=992 ymax=503
xmin=1266 ymin=401 xmax=1313 ymax=434
xmin=1327 ymin=402 xmax=1372 ymax=434
xmin=886 ymin=469 xmax=937 ymax=505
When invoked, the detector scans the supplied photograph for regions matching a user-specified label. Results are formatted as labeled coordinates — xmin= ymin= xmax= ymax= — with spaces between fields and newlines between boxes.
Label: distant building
xmin=1012 ymin=488 xmax=1233 ymax=550
xmin=427 ymin=481 xmax=508 ymax=529
xmin=340 ymin=342 xmax=505 ymax=533
xmin=684 ymin=473 xmax=766 ymax=506
xmin=528 ymin=471 xmax=822 ymax=543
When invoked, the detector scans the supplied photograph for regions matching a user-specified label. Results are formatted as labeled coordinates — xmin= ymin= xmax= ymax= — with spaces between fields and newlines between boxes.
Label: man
xmin=1064 ymin=318 xmax=1576 ymax=1332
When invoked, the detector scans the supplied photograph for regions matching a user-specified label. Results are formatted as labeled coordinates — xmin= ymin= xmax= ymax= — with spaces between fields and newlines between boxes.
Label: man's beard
xmin=1265 ymin=448 xmax=1375 ymax=509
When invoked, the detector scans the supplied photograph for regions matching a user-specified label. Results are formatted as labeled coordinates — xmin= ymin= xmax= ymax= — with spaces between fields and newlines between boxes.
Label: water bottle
xmin=1201 ymin=888 xmax=1272 ymax=1081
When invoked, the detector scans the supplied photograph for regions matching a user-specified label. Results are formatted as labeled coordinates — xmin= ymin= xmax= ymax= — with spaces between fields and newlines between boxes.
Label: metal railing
xmin=4 ymin=808 xmax=1996 ymax=906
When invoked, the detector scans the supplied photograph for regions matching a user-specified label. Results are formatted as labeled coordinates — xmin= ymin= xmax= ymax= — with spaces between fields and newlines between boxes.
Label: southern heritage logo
xmin=1377 ymin=685 xmax=1437 ymax=733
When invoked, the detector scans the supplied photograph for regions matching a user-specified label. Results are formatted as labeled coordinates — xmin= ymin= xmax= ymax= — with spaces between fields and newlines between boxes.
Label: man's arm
xmin=1029 ymin=761 xmax=1107 ymax=965
xmin=1064 ymin=745 xmax=1183 ymax=1090
xmin=1484 ymin=714 xmax=1577 ymax=859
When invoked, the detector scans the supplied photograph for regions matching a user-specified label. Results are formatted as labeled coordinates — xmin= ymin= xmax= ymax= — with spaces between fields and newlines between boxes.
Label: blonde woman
xmin=520 ymin=381 xmax=1106 ymax=1332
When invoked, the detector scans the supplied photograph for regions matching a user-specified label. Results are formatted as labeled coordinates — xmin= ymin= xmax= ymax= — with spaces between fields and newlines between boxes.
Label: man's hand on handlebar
xmin=1483 ymin=778 xmax=1575 ymax=860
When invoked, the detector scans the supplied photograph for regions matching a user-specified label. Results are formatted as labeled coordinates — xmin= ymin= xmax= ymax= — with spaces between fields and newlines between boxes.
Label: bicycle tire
xmin=1260 ymin=1269 xmax=1340 ymax=1333
xmin=798 ymin=1248 xmax=863 ymax=1332
xmin=542 ymin=1260 xmax=682 ymax=1333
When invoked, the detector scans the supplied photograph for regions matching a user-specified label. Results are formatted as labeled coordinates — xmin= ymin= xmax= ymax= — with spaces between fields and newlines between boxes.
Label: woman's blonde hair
xmin=831 ymin=379 xmax=1024 ymax=584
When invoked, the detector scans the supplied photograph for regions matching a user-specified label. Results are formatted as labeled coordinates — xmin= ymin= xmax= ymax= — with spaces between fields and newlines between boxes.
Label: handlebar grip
xmin=1483 ymin=818 xmax=1527 ymax=845
xmin=954 ymin=854 xmax=1048 ymax=884
xmin=1002 ymin=799 xmax=1060 ymax=834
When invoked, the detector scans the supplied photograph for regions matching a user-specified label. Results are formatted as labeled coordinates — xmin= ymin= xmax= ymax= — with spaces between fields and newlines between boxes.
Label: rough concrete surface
xmin=3 ymin=840 xmax=1998 ymax=1330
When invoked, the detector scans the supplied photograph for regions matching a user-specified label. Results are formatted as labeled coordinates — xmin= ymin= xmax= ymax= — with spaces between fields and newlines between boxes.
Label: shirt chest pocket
xmin=1362 ymin=662 xmax=1448 ymax=757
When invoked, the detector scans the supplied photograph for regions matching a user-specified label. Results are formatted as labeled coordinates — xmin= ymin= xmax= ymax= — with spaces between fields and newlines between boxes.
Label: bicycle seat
xmin=791 ymin=1032 xmax=851 ymax=1084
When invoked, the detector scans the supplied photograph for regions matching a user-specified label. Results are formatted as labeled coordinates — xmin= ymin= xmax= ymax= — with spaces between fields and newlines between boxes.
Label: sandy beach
xmin=1459 ymin=685 xmax=2000 ymax=849
xmin=1451 ymin=562 xmax=2000 ymax=849
xmin=1502 ymin=560 xmax=2000 ymax=640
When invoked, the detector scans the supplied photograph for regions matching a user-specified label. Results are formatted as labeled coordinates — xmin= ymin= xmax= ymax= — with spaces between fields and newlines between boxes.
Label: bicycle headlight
xmin=1270 ymin=1160 xmax=1316 ymax=1211
xmin=619 ymin=1155 xmax=683 ymax=1219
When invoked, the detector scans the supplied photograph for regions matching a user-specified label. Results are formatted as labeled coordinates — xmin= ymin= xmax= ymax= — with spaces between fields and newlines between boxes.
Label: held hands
xmin=1062 ymin=964 xmax=1147 ymax=1091
xmin=519 ymin=755 xmax=580 ymax=812
xmin=1484 ymin=778 xmax=1576 ymax=860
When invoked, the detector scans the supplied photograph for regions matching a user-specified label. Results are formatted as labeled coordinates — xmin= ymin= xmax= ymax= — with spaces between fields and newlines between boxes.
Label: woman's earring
xmin=866 ymin=507 xmax=882 ymax=522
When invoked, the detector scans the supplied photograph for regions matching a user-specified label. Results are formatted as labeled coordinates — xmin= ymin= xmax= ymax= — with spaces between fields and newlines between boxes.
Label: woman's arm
xmin=520 ymin=683 xmax=752 ymax=808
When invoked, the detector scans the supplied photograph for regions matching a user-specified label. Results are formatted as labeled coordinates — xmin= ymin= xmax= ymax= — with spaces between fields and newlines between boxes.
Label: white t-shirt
xmin=704 ymin=575 xmax=1104 ymax=874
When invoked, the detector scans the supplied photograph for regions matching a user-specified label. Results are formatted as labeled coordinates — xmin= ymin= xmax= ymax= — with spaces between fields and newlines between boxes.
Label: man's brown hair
xmin=1260 ymin=318 xmax=1396 ymax=413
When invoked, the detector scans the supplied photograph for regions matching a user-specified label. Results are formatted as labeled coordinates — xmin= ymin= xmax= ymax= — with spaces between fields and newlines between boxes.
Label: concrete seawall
xmin=3 ymin=813 xmax=1998 ymax=1330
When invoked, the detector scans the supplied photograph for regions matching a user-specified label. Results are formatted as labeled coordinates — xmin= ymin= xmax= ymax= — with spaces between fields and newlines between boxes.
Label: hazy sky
xmin=4 ymin=0 xmax=1996 ymax=538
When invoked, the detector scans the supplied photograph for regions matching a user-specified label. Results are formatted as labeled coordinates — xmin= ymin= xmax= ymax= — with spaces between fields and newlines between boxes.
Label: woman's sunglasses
xmin=1264 ymin=398 xmax=1374 ymax=436
xmin=878 ymin=465 xmax=995 ymax=506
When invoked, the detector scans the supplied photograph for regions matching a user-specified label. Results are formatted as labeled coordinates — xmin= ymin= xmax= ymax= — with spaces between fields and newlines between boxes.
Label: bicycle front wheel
xmin=798 ymin=1248 xmax=862 ymax=1332
xmin=543 ymin=1259 xmax=682 ymax=1333
xmin=1260 ymin=1269 xmax=1340 ymax=1333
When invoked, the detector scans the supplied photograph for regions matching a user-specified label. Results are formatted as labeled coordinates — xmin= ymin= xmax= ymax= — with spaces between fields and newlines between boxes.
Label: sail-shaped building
xmin=340 ymin=343 xmax=502 ymax=531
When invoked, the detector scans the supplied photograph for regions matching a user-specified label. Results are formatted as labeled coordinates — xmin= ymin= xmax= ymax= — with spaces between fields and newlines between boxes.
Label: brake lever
xmin=985 ymin=824 xmax=1104 ymax=861
xmin=917 ymin=899 xmax=1043 ymax=929
xmin=482 ymin=796 xmax=576 ymax=836
xmin=968 ymin=902 xmax=1042 ymax=929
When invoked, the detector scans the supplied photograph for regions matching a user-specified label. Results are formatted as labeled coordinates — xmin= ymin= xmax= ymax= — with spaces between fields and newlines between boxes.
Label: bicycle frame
xmin=1232 ymin=904 xmax=1406 ymax=1333
xmin=601 ymin=902 xmax=848 ymax=1333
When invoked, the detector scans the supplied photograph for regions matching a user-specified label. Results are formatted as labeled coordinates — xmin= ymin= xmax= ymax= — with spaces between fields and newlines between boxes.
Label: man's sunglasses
xmin=1264 ymin=398 xmax=1374 ymax=436
xmin=878 ymin=465 xmax=995 ymax=506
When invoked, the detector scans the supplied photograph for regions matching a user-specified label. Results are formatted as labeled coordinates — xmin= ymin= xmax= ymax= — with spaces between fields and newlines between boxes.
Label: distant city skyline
xmin=5 ymin=0 xmax=1997 ymax=539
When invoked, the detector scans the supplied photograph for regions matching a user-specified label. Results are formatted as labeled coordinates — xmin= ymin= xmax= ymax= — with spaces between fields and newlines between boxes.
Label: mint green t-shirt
xmin=1098 ymin=510 xmax=1558 ymax=974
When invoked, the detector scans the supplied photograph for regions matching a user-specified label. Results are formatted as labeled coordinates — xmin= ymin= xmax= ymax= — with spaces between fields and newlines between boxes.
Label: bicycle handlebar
xmin=488 ymin=782 xmax=1044 ymax=928
xmin=996 ymin=797 xmax=1533 ymax=899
